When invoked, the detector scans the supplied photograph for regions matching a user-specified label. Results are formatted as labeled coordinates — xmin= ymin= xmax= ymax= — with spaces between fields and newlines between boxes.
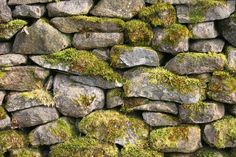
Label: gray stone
xmin=13 ymin=5 xmax=46 ymax=18
xmin=8 ymin=0 xmax=54 ymax=5
xmin=0 ymin=91 xmax=6 ymax=106
xmin=106 ymin=88 xmax=124 ymax=108
xmin=190 ymin=39 xmax=225 ymax=53
xmin=0 ymin=54 xmax=27 ymax=66
xmin=0 ymin=42 xmax=11 ymax=54
xmin=110 ymin=45 xmax=161 ymax=68
xmin=0 ymin=66 xmax=49 ymax=91
xmin=11 ymin=106 xmax=59 ymax=128
xmin=13 ymin=19 xmax=70 ymax=54
xmin=189 ymin=22 xmax=218 ymax=39
xmin=226 ymin=46 xmax=236 ymax=72
xmin=54 ymin=74 xmax=105 ymax=118
xmin=145 ymin=0 xmax=195 ymax=4
xmin=143 ymin=112 xmax=179 ymax=127
xmin=176 ymin=0 xmax=235 ymax=23
xmin=50 ymin=16 xmax=125 ymax=33
xmin=90 ymin=0 xmax=145 ymax=19
xmin=0 ymin=107 xmax=11 ymax=129
xmin=0 ymin=0 xmax=12 ymax=23
xmin=165 ymin=52 xmax=226 ymax=75
xmin=73 ymin=32 xmax=123 ymax=49
xmin=124 ymin=67 xmax=202 ymax=104
xmin=47 ymin=0 xmax=93 ymax=17
xmin=92 ymin=48 xmax=110 ymax=61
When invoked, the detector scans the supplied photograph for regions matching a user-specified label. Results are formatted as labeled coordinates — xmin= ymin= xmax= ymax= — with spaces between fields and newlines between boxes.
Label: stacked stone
xmin=0 ymin=0 xmax=236 ymax=156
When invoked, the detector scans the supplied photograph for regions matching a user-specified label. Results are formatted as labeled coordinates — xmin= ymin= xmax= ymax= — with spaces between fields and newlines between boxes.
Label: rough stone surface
xmin=189 ymin=22 xmax=218 ymax=39
xmin=145 ymin=0 xmax=195 ymax=4
xmin=226 ymin=46 xmax=236 ymax=72
xmin=8 ymin=0 xmax=54 ymax=5
xmin=0 ymin=42 xmax=11 ymax=54
xmin=92 ymin=48 xmax=110 ymax=61
xmin=0 ymin=0 xmax=12 ymax=23
xmin=0 ymin=107 xmax=11 ymax=129
xmin=190 ymin=39 xmax=225 ymax=53
xmin=0 ymin=91 xmax=6 ymax=106
xmin=10 ymin=149 xmax=41 ymax=157
xmin=13 ymin=5 xmax=46 ymax=18
xmin=106 ymin=88 xmax=124 ymax=108
xmin=0 ymin=54 xmax=27 ymax=67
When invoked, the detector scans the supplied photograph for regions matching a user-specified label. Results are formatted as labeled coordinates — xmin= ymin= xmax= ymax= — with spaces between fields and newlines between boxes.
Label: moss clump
xmin=10 ymin=148 xmax=41 ymax=157
xmin=20 ymin=89 xmax=54 ymax=107
xmin=107 ymin=88 xmax=124 ymax=98
xmin=44 ymin=48 xmax=122 ymax=83
xmin=0 ymin=107 xmax=6 ymax=120
xmin=73 ymin=94 xmax=96 ymax=107
xmin=125 ymin=20 xmax=153 ymax=46
xmin=139 ymin=3 xmax=176 ymax=27
xmin=195 ymin=148 xmax=229 ymax=157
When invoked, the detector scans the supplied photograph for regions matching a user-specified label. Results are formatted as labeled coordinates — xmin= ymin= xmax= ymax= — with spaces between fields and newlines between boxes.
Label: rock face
xmin=0 ymin=54 xmax=27 ymax=66
xmin=189 ymin=22 xmax=218 ymax=39
xmin=190 ymin=39 xmax=225 ymax=53
xmin=13 ymin=19 xmax=70 ymax=54
xmin=47 ymin=0 xmax=94 ymax=17
xmin=227 ymin=46 xmax=236 ymax=72
xmin=0 ymin=0 xmax=12 ymax=23
xmin=0 ymin=42 xmax=11 ymax=54
xmin=106 ymin=88 xmax=124 ymax=108
xmin=13 ymin=5 xmax=46 ymax=18
xmin=8 ymin=0 xmax=54 ymax=5
xmin=0 ymin=107 xmax=11 ymax=129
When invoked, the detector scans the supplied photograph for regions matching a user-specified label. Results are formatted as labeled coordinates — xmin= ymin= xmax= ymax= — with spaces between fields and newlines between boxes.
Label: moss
xmin=195 ymin=148 xmax=229 ymax=157
xmin=0 ymin=107 xmax=6 ymax=120
xmin=125 ymin=20 xmax=153 ymax=46
xmin=73 ymin=94 xmax=96 ymax=107
xmin=0 ymin=71 xmax=6 ymax=79
xmin=110 ymin=45 xmax=133 ymax=67
xmin=139 ymin=3 xmax=176 ymax=27
xmin=10 ymin=148 xmax=41 ymax=157
xmin=120 ymin=98 xmax=150 ymax=113
xmin=44 ymin=48 xmax=122 ymax=83
xmin=107 ymin=88 xmax=124 ymax=98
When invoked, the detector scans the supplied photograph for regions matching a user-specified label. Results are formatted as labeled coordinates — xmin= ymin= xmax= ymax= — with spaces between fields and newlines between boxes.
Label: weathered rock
xmin=176 ymin=0 xmax=235 ymax=23
xmin=0 ymin=42 xmax=11 ymax=54
xmin=79 ymin=110 xmax=149 ymax=146
xmin=145 ymin=0 xmax=196 ymax=4
xmin=0 ymin=54 xmax=27 ymax=67
xmin=165 ymin=52 xmax=226 ymax=75
xmin=121 ymin=145 xmax=163 ymax=157
xmin=0 ymin=0 xmax=12 ymax=23
xmin=179 ymin=101 xmax=225 ymax=124
xmin=207 ymin=71 xmax=236 ymax=104
xmin=8 ymin=0 xmax=54 ymax=5
xmin=190 ymin=39 xmax=225 ymax=53
xmin=110 ymin=45 xmax=161 ymax=68
xmin=106 ymin=88 xmax=124 ymax=108
xmin=51 ymin=16 xmax=125 ymax=33
xmin=5 ymin=89 xmax=54 ymax=112
xmin=143 ymin=112 xmax=179 ymax=127
xmin=54 ymin=74 xmax=105 ymax=118
xmin=11 ymin=106 xmax=59 ymax=128
xmin=189 ymin=22 xmax=218 ymax=39
xmin=0 ymin=66 xmax=49 ymax=91
xmin=0 ymin=91 xmax=6 ymax=106
xmin=10 ymin=148 xmax=41 ymax=157
xmin=73 ymin=32 xmax=123 ymax=49
xmin=0 ymin=107 xmax=11 ymax=129
xmin=47 ymin=0 xmax=93 ymax=17
xmin=204 ymin=116 xmax=236 ymax=148
xmin=0 ymin=20 xmax=27 ymax=41
xmin=13 ymin=5 xmax=46 ymax=18
xmin=194 ymin=148 xmax=229 ymax=157
xmin=150 ymin=125 xmax=201 ymax=153
xmin=29 ymin=118 xmax=75 ymax=146
xmin=152 ymin=24 xmax=189 ymax=54
xmin=90 ymin=0 xmax=145 ymax=19
xmin=13 ymin=19 xmax=70 ymax=54
xmin=226 ymin=46 xmax=236 ymax=72
xmin=124 ymin=67 xmax=202 ymax=104
xmin=92 ymin=48 xmax=110 ymax=61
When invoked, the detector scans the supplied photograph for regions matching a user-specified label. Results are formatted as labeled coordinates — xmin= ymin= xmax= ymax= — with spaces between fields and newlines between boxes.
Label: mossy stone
xmin=10 ymin=148 xmax=41 ymax=157
xmin=194 ymin=148 xmax=229 ymax=157
xmin=0 ymin=106 xmax=7 ymax=120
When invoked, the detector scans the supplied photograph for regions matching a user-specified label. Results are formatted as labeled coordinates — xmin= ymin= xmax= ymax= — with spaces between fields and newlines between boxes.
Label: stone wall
xmin=0 ymin=0 xmax=236 ymax=156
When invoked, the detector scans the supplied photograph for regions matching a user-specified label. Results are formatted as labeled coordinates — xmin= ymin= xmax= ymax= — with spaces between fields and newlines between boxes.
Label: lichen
xmin=0 ymin=107 xmax=6 ymax=120
xmin=107 ymin=88 xmax=124 ymax=98
xmin=73 ymin=94 xmax=96 ymax=107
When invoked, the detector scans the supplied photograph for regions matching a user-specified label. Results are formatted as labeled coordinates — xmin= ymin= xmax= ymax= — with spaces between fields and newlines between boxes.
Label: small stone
xmin=92 ymin=48 xmax=110 ymax=61
xmin=10 ymin=148 xmax=41 ymax=157
xmin=0 ymin=54 xmax=27 ymax=66
xmin=47 ymin=0 xmax=93 ymax=17
xmin=11 ymin=106 xmax=59 ymax=128
xmin=0 ymin=0 xmax=12 ymax=23
xmin=143 ymin=112 xmax=179 ymax=127
xmin=90 ymin=0 xmax=145 ymax=19
xmin=106 ymin=88 xmax=124 ymax=108
xmin=13 ymin=4 xmax=46 ymax=18
xmin=0 ymin=107 xmax=11 ymax=129
xmin=190 ymin=39 xmax=225 ymax=53
xmin=226 ymin=46 xmax=236 ymax=72
xmin=13 ymin=19 xmax=70 ymax=54
xmin=189 ymin=22 xmax=218 ymax=39
xmin=0 ymin=42 xmax=11 ymax=54
xmin=8 ymin=0 xmax=54 ymax=5
xmin=121 ymin=145 xmax=163 ymax=157
xmin=165 ymin=52 xmax=226 ymax=75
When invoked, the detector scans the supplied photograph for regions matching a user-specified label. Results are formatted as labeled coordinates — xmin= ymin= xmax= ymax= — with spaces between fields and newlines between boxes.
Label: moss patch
xmin=73 ymin=94 xmax=96 ymax=107
xmin=0 ymin=107 xmax=6 ymax=120
xmin=10 ymin=148 xmax=41 ymax=157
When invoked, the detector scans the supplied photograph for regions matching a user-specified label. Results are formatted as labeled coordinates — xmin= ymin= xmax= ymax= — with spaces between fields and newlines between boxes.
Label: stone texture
xmin=11 ymin=106 xmax=59 ymax=128
xmin=0 ymin=91 xmax=6 ymax=106
xmin=165 ymin=52 xmax=226 ymax=75
xmin=92 ymin=48 xmax=110 ymax=61
xmin=145 ymin=0 xmax=195 ymax=4
xmin=90 ymin=0 xmax=145 ymax=19
xmin=0 ymin=107 xmax=11 ymax=129
xmin=13 ymin=5 xmax=46 ymax=18
xmin=194 ymin=148 xmax=229 ymax=157
xmin=226 ymin=46 xmax=236 ymax=72
xmin=0 ymin=54 xmax=27 ymax=67
xmin=189 ymin=22 xmax=218 ymax=39
xmin=106 ymin=88 xmax=124 ymax=108
xmin=8 ymin=0 xmax=54 ymax=5
xmin=13 ymin=19 xmax=70 ymax=54
xmin=0 ymin=0 xmax=12 ymax=23
xmin=190 ymin=39 xmax=225 ymax=53
xmin=54 ymin=74 xmax=105 ymax=118
xmin=10 ymin=149 xmax=41 ymax=157
xmin=0 ymin=66 xmax=49 ymax=91
xmin=0 ymin=42 xmax=11 ymax=54
xmin=47 ymin=0 xmax=93 ymax=17
xmin=73 ymin=32 xmax=123 ymax=50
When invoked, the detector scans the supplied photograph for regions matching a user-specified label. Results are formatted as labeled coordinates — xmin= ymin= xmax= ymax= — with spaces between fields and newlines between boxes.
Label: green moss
xmin=181 ymin=102 xmax=210 ymax=119
xmin=73 ymin=94 xmax=96 ymax=107
xmin=10 ymin=148 xmax=41 ymax=157
xmin=110 ymin=45 xmax=133 ymax=67
xmin=120 ymin=98 xmax=150 ymax=113
xmin=0 ymin=71 xmax=6 ymax=79
xmin=0 ymin=20 xmax=27 ymax=30
xmin=44 ymin=48 xmax=122 ymax=83
xmin=125 ymin=20 xmax=153 ymax=46
xmin=107 ymin=88 xmax=124 ymax=98
xmin=139 ymin=3 xmax=176 ymax=27
xmin=0 ymin=107 xmax=6 ymax=120
xmin=195 ymin=148 xmax=229 ymax=157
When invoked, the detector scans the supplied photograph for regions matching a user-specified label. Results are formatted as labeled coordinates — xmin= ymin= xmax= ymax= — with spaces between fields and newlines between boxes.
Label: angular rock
xmin=0 ymin=107 xmax=11 ymax=129
xmin=124 ymin=67 xmax=202 ymax=104
xmin=54 ymin=74 xmax=104 ymax=118
xmin=11 ymin=106 xmax=59 ymax=128
xmin=0 ymin=42 xmax=11 ymax=54
xmin=165 ymin=52 xmax=226 ymax=75
xmin=10 ymin=148 xmax=41 ymax=157
xmin=92 ymin=48 xmax=110 ymax=61
xmin=176 ymin=0 xmax=235 ymax=23
xmin=121 ymin=145 xmax=163 ymax=157
xmin=143 ymin=112 xmax=179 ymax=127
xmin=0 ymin=20 xmax=27 ymax=41
xmin=0 ymin=54 xmax=27 ymax=66
xmin=13 ymin=5 xmax=46 ymax=18
xmin=13 ymin=19 xmax=70 ymax=54
xmin=150 ymin=125 xmax=201 ymax=153
xmin=189 ymin=22 xmax=218 ymax=39
xmin=0 ymin=0 xmax=12 ymax=23
xmin=51 ymin=16 xmax=125 ymax=33
xmin=0 ymin=66 xmax=49 ymax=91
xmin=73 ymin=32 xmax=123 ymax=49
xmin=106 ymin=88 xmax=124 ymax=108
xmin=226 ymin=46 xmax=236 ymax=72
xmin=8 ymin=0 xmax=54 ymax=5
xmin=29 ymin=118 xmax=75 ymax=146
xmin=190 ymin=39 xmax=225 ymax=53
xmin=47 ymin=0 xmax=93 ymax=17
xmin=204 ymin=116 xmax=236 ymax=148
xmin=79 ymin=110 xmax=149 ymax=146
xmin=0 ymin=91 xmax=6 ymax=106
xmin=90 ymin=0 xmax=145 ymax=19
xmin=179 ymin=101 xmax=225 ymax=124
xmin=152 ymin=24 xmax=189 ymax=55
xmin=145 ymin=0 xmax=196 ymax=4
xmin=110 ymin=45 xmax=161 ymax=68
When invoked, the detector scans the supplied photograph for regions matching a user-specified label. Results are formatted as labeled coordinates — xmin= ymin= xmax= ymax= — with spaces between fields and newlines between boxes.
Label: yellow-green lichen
xmin=73 ymin=94 xmax=96 ymax=107
xmin=10 ymin=148 xmax=41 ymax=157
xmin=107 ymin=88 xmax=124 ymax=98
xmin=0 ymin=107 xmax=6 ymax=120
xmin=120 ymin=98 xmax=150 ymax=113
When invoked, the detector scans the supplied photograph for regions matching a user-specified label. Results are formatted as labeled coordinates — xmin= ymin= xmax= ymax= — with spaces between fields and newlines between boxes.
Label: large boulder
xmin=12 ymin=4 xmax=46 ymax=18
xmin=0 ymin=0 xmax=12 ymax=23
